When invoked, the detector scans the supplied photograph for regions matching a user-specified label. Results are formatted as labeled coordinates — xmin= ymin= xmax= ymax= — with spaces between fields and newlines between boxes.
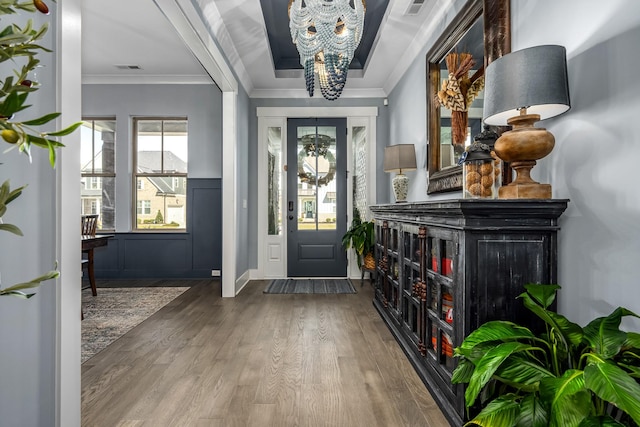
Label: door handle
xmin=288 ymin=201 xmax=293 ymax=212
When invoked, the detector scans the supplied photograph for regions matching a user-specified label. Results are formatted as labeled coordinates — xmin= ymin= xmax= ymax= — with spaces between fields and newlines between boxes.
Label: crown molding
xmin=82 ymin=74 xmax=215 ymax=85
xmin=249 ymin=86 xmax=387 ymax=99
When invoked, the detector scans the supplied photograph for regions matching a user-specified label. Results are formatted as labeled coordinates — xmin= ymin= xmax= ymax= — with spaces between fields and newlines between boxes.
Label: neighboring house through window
xmin=133 ymin=118 xmax=188 ymax=230
xmin=81 ymin=118 xmax=116 ymax=230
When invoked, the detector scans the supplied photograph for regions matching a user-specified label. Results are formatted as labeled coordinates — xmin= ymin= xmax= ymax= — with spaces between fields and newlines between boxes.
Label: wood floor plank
xmin=81 ymin=279 xmax=452 ymax=426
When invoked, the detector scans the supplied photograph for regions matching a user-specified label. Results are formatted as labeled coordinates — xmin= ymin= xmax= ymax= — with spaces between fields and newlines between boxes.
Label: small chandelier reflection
xmin=289 ymin=0 xmax=366 ymax=101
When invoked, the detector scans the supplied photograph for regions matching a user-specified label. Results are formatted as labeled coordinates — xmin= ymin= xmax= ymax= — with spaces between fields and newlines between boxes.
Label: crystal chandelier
xmin=289 ymin=0 xmax=366 ymax=101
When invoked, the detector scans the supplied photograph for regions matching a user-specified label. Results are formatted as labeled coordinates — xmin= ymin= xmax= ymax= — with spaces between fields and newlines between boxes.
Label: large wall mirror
xmin=427 ymin=0 xmax=511 ymax=194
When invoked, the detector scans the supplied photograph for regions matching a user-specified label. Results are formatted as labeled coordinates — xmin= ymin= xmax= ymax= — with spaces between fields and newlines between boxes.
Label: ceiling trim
xmin=82 ymin=74 xmax=216 ymax=85
xmin=152 ymin=0 xmax=238 ymax=92
xmin=250 ymin=87 xmax=387 ymax=99
xmin=257 ymin=106 xmax=379 ymax=117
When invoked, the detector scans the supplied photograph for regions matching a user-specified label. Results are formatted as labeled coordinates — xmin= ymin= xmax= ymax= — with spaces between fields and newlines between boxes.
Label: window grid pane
xmin=81 ymin=118 xmax=116 ymax=230
xmin=134 ymin=118 xmax=188 ymax=230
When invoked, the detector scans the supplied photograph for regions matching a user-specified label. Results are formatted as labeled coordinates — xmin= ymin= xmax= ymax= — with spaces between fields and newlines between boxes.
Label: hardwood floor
xmin=81 ymin=279 xmax=451 ymax=427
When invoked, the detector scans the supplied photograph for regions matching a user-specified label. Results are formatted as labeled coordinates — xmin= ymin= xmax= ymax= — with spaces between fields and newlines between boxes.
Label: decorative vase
xmin=392 ymin=173 xmax=409 ymax=202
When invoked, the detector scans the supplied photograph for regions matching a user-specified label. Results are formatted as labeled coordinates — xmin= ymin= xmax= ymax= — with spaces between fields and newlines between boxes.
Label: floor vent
xmin=405 ymin=0 xmax=425 ymax=15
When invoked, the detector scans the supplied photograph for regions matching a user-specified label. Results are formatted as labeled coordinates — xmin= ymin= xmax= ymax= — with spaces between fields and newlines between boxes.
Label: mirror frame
xmin=426 ymin=0 xmax=511 ymax=194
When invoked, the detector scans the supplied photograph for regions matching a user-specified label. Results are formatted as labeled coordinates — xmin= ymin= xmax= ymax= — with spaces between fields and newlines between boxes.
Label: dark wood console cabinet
xmin=370 ymin=199 xmax=568 ymax=426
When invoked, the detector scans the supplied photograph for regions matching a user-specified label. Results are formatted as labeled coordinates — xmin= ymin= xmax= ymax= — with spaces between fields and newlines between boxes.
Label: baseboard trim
xmin=234 ymin=269 xmax=253 ymax=295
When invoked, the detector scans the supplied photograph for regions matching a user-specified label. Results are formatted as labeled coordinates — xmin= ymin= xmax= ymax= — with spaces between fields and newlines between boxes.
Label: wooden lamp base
xmin=499 ymin=182 xmax=552 ymax=199
xmin=494 ymin=113 xmax=555 ymax=199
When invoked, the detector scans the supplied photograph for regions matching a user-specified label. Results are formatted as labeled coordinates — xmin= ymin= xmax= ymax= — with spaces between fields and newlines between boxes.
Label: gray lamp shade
xmin=483 ymin=45 xmax=571 ymax=125
xmin=383 ymin=144 xmax=417 ymax=173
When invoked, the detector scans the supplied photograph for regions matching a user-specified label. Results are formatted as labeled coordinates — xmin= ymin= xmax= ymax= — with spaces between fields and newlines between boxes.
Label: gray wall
xmin=247 ymin=97 xmax=389 ymax=271
xmin=511 ymin=0 xmax=640 ymax=327
xmin=387 ymin=0 xmax=468 ymax=203
xmin=0 ymin=9 xmax=58 ymax=426
xmin=82 ymin=84 xmax=222 ymax=178
xmin=388 ymin=0 xmax=640 ymax=328
xmin=82 ymin=84 xmax=223 ymax=277
xmin=93 ymin=178 xmax=222 ymax=278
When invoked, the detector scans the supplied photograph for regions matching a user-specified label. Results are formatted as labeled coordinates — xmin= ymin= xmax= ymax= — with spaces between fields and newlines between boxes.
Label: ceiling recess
xmin=405 ymin=0 xmax=425 ymax=15
xmin=114 ymin=64 xmax=142 ymax=70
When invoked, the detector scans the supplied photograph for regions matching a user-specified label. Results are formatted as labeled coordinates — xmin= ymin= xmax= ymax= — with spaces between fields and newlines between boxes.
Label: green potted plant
xmin=341 ymin=208 xmax=375 ymax=270
xmin=0 ymin=0 xmax=80 ymax=298
xmin=452 ymin=283 xmax=640 ymax=426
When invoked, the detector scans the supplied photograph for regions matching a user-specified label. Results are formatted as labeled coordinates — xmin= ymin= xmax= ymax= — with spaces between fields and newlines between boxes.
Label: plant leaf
xmin=0 ymin=222 xmax=23 ymax=235
xmin=584 ymin=360 xmax=640 ymax=425
xmin=0 ymin=269 xmax=59 ymax=294
xmin=496 ymin=354 xmax=555 ymax=388
xmin=584 ymin=307 xmax=640 ymax=358
xmin=20 ymin=111 xmax=60 ymax=125
xmin=579 ymin=415 xmax=628 ymax=426
xmin=0 ymin=90 xmax=20 ymax=116
xmin=523 ymin=283 xmax=561 ymax=309
xmin=0 ymin=179 xmax=8 ymax=201
xmin=466 ymin=342 xmax=542 ymax=408
xmin=520 ymin=292 xmax=584 ymax=347
xmin=465 ymin=394 xmax=521 ymax=427
xmin=456 ymin=321 xmax=536 ymax=354
xmin=5 ymin=184 xmax=26 ymax=205
xmin=624 ymin=332 xmax=640 ymax=350
xmin=452 ymin=356 xmax=475 ymax=384
xmin=540 ymin=369 xmax=592 ymax=427
xmin=618 ymin=362 xmax=640 ymax=379
xmin=45 ymin=121 xmax=82 ymax=137
xmin=516 ymin=394 xmax=549 ymax=427
xmin=0 ymin=290 xmax=35 ymax=298
xmin=47 ymin=138 xmax=55 ymax=167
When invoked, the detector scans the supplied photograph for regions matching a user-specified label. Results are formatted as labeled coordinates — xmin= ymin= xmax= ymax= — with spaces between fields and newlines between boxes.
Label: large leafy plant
xmin=341 ymin=208 xmax=375 ymax=268
xmin=0 ymin=0 xmax=80 ymax=298
xmin=452 ymin=284 xmax=640 ymax=427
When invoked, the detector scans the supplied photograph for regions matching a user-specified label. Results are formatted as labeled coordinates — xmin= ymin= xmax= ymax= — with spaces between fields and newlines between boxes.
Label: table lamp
xmin=483 ymin=45 xmax=571 ymax=199
xmin=383 ymin=144 xmax=417 ymax=202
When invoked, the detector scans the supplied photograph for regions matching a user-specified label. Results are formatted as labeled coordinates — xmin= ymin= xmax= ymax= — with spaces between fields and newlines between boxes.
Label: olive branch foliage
xmin=0 ymin=0 xmax=80 ymax=298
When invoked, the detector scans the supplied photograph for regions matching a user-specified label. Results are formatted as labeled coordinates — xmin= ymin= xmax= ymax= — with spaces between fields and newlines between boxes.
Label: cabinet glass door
xmin=401 ymin=225 xmax=422 ymax=345
xmin=426 ymin=232 xmax=457 ymax=377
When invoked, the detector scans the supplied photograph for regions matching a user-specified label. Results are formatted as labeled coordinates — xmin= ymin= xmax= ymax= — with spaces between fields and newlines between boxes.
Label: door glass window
xmin=296 ymin=126 xmax=337 ymax=231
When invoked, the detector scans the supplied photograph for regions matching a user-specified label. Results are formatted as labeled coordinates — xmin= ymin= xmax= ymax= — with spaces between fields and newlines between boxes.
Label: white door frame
xmin=152 ymin=0 xmax=238 ymax=298
xmin=256 ymin=107 xmax=378 ymax=280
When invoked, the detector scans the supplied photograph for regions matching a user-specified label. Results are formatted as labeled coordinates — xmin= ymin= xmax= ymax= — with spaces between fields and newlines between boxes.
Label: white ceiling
xmin=81 ymin=0 xmax=458 ymax=98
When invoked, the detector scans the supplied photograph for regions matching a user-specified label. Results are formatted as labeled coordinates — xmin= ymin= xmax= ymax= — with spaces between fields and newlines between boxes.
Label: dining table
xmin=82 ymin=234 xmax=114 ymax=296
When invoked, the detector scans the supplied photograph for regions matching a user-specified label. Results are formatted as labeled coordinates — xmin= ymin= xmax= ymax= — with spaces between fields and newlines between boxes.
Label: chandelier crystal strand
xmin=289 ymin=0 xmax=365 ymax=101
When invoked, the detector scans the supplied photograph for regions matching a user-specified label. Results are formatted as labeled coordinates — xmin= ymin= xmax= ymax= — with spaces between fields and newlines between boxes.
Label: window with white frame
xmin=133 ymin=118 xmax=188 ymax=230
xmin=137 ymin=200 xmax=151 ymax=215
xmin=81 ymin=118 xmax=116 ymax=230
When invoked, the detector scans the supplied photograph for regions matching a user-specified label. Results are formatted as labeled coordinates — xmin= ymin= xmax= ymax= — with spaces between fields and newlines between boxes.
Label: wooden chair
xmin=81 ymin=214 xmax=99 ymax=296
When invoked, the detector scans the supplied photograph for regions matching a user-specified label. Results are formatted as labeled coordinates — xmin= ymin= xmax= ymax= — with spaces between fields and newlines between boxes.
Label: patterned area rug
xmin=264 ymin=278 xmax=356 ymax=294
xmin=82 ymin=287 xmax=188 ymax=363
